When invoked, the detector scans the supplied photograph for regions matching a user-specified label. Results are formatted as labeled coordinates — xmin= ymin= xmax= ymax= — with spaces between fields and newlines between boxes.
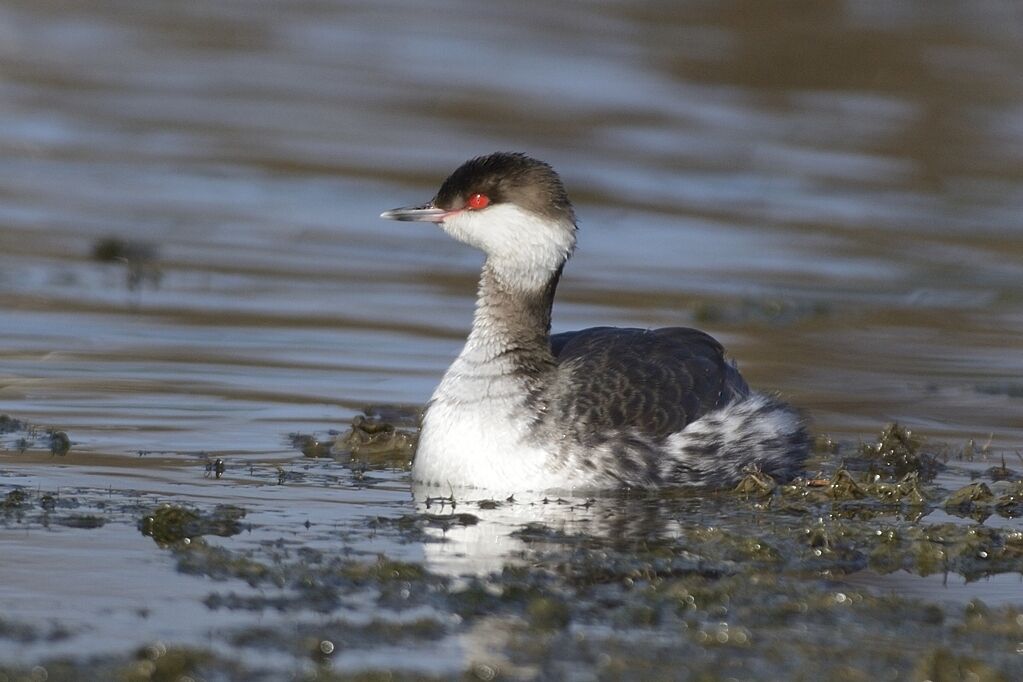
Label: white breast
xmin=414 ymin=403 xmax=552 ymax=492
xmin=412 ymin=359 xmax=561 ymax=493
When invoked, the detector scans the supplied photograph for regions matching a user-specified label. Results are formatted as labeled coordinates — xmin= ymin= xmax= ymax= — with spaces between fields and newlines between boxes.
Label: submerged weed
xmin=140 ymin=504 xmax=246 ymax=547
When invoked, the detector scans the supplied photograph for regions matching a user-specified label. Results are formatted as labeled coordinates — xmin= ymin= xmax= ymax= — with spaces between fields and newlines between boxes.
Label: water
xmin=2 ymin=0 xmax=1023 ymax=678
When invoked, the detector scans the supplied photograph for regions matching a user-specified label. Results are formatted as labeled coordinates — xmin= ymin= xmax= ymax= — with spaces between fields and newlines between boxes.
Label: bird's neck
xmin=460 ymin=260 xmax=561 ymax=373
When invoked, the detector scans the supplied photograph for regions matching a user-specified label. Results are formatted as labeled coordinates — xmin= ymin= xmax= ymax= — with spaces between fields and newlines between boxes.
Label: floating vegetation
xmin=57 ymin=514 xmax=106 ymax=529
xmin=994 ymin=481 xmax=1023 ymax=517
xmin=0 ymin=414 xmax=26 ymax=434
xmin=733 ymin=470 xmax=778 ymax=497
xmin=526 ymin=596 xmax=571 ymax=631
xmin=734 ymin=466 xmax=930 ymax=510
xmin=857 ymin=422 xmax=938 ymax=478
xmin=334 ymin=413 xmax=417 ymax=472
xmin=942 ymin=481 xmax=1023 ymax=523
xmin=48 ymin=430 xmax=71 ymax=456
xmin=0 ymin=413 xmax=73 ymax=457
xmin=985 ymin=456 xmax=1018 ymax=482
xmin=945 ymin=482 xmax=995 ymax=508
xmin=0 ymin=617 xmax=69 ymax=645
xmin=2 ymin=488 xmax=29 ymax=511
xmin=289 ymin=433 xmax=333 ymax=458
xmin=0 ymin=488 xmax=112 ymax=531
xmin=6 ymin=423 xmax=1023 ymax=680
xmin=139 ymin=504 xmax=246 ymax=547
xmin=288 ymin=406 xmax=419 ymax=471
xmin=1 ymin=645 xmax=232 ymax=682
xmin=178 ymin=542 xmax=278 ymax=587
xmin=912 ymin=648 xmax=1007 ymax=682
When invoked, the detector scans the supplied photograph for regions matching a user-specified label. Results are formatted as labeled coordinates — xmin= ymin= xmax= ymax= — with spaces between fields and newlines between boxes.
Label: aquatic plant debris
xmin=856 ymin=422 xmax=940 ymax=478
xmin=0 ymin=414 xmax=26 ymax=434
xmin=288 ymin=408 xmax=418 ymax=473
xmin=48 ymin=430 xmax=71 ymax=456
xmin=0 ymin=488 xmax=118 ymax=531
xmin=139 ymin=504 xmax=247 ymax=547
xmin=333 ymin=412 xmax=418 ymax=471
xmin=3 ymin=422 xmax=1023 ymax=680
xmin=289 ymin=432 xmax=333 ymax=458
xmin=0 ymin=414 xmax=75 ymax=457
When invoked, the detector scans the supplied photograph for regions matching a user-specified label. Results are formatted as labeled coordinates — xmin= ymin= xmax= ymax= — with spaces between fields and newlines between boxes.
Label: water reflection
xmin=415 ymin=482 xmax=1023 ymax=610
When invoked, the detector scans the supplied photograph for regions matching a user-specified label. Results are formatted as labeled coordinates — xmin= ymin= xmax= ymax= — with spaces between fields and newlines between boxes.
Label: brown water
xmin=2 ymin=0 xmax=1023 ymax=677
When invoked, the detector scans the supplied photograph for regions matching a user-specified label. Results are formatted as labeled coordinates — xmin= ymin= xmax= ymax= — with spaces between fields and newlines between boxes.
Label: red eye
xmin=467 ymin=193 xmax=490 ymax=210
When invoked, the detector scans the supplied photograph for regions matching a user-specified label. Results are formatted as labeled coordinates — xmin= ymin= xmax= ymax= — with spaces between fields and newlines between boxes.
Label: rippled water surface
xmin=2 ymin=0 xmax=1023 ymax=678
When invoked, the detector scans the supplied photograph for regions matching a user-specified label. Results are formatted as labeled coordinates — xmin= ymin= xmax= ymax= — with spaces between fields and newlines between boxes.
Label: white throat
xmin=441 ymin=204 xmax=575 ymax=292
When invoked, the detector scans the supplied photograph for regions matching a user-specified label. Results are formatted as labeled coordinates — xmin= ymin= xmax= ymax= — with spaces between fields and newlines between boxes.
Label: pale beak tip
xmin=379 ymin=205 xmax=448 ymax=223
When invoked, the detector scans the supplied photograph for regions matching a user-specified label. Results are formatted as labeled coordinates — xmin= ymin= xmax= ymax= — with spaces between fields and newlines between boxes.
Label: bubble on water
xmin=144 ymin=642 xmax=167 ymax=660
xmin=472 ymin=663 xmax=497 ymax=680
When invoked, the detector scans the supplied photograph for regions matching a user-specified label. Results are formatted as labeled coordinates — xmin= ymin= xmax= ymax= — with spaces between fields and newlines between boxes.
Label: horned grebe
xmin=382 ymin=153 xmax=808 ymax=492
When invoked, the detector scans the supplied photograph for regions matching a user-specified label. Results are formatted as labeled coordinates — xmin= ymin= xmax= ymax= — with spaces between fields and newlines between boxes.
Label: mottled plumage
xmin=381 ymin=152 xmax=809 ymax=493
xmin=549 ymin=326 xmax=749 ymax=439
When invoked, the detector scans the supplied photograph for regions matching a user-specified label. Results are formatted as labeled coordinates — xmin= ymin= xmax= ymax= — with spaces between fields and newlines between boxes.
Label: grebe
xmin=382 ymin=153 xmax=808 ymax=492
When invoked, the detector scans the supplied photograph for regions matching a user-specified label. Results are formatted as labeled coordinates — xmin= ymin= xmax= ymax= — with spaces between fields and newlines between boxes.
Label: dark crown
xmin=433 ymin=153 xmax=576 ymax=225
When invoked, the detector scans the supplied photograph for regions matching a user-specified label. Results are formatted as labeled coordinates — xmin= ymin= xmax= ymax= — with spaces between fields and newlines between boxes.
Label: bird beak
xmin=380 ymin=203 xmax=449 ymax=223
